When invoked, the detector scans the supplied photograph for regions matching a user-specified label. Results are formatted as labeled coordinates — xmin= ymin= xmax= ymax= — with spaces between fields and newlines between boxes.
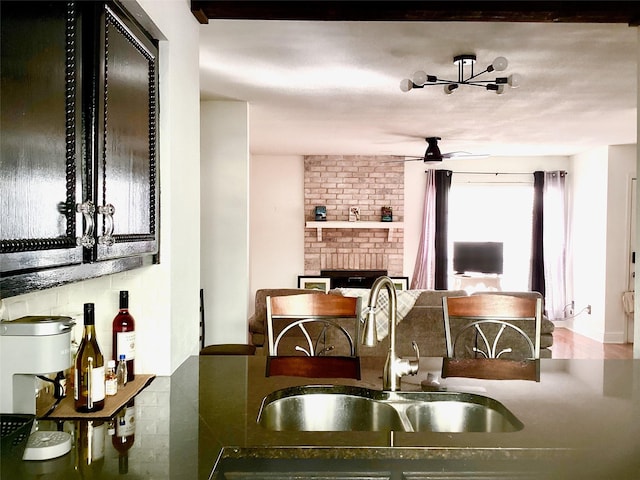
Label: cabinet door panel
xmin=95 ymin=3 xmax=158 ymax=261
xmin=0 ymin=1 xmax=83 ymax=273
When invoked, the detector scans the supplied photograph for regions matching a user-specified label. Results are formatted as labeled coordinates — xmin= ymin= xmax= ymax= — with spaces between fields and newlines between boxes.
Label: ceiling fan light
xmin=399 ymin=78 xmax=413 ymax=92
xmin=491 ymin=56 xmax=508 ymax=72
xmin=412 ymin=70 xmax=428 ymax=86
xmin=508 ymin=73 xmax=522 ymax=88
xmin=444 ymin=84 xmax=458 ymax=94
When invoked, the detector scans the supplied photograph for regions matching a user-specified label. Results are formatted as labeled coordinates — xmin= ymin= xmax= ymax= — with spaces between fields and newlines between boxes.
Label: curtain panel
xmin=434 ymin=170 xmax=453 ymax=289
xmin=530 ymin=170 xmax=567 ymax=319
xmin=411 ymin=169 xmax=436 ymax=289
xmin=530 ymin=171 xmax=545 ymax=295
xmin=411 ymin=169 xmax=452 ymax=290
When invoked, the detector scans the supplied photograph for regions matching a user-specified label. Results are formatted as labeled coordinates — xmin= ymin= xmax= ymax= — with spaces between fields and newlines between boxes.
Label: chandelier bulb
xmin=508 ymin=73 xmax=522 ymax=88
xmin=444 ymin=84 xmax=458 ymax=94
xmin=491 ymin=56 xmax=508 ymax=72
xmin=412 ymin=70 xmax=428 ymax=86
xmin=495 ymin=85 xmax=505 ymax=95
xmin=399 ymin=78 xmax=413 ymax=92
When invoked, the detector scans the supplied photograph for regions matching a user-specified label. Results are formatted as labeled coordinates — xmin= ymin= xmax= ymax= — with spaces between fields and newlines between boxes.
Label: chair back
xmin=442 ymin=294 xmax=542 ymax=381
xmin=265 ymin=293 xmax=362 ymax=378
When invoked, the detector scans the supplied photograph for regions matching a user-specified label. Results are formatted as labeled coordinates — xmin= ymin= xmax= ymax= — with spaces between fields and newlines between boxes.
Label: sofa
xmin=248 ymin=288 xmax=554 ymax=358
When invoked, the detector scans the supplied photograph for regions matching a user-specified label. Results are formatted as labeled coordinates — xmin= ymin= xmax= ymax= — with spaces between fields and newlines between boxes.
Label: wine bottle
xmin=112 ymin=290 xmax=135 ymax=382
xmin=74 ymin=303 xmax=105 ymax=413
xmin=112 ymin=400 xmax=135 ymax=474
xmin=77 ymin=420 xmax=105 ymax=478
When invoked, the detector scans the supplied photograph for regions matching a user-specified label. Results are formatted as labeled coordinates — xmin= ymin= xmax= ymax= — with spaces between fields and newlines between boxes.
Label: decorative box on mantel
xmin=305 ymin=221 xmax=404 ymax=242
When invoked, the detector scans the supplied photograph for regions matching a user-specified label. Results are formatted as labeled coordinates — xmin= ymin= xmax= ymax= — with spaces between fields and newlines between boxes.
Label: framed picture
xmin=348 ymin=206 xmax=360 ymax=222
xmin=391 ymin=277 xmax=409 ymax=291
xmin=298 ymin=276 xmax=331 ymax=293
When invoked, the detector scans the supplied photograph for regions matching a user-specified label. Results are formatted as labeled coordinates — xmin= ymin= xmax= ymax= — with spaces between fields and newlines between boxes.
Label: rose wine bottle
xmin=112 ymin=291 xmax=135 ymax=382
xmin=74 ymin=303 xmax=105 ymax=412
xmin=112 ymin=400 xmax=135 ymax=474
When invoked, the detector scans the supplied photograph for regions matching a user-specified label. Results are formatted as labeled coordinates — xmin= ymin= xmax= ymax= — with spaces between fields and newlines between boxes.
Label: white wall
xmin=569 ymin=146 xmax=637 ymax=343
xmin=605 ymin=145 xmax=637 ymax=342
xmin=0 ymin=0 xmax=202 ymax=375
xmin=200 ymin=101 xmax=250 ymax=344
xmin=569 ymin=148 xmax=611 ymax=341
xmin=249 ymin=155 xmax=305 ymax=317
xmin=636 ymin=26 xmax=640 ymax=358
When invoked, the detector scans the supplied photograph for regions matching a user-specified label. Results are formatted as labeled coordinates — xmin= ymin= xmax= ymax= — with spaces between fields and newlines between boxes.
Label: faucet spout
xmin=363 ymin=276 xmax=419 ymax=391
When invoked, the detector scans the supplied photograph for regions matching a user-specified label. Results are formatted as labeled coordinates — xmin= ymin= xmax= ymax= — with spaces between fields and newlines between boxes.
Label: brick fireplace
xmin=303 ymin=155 xmax=404 ymax=276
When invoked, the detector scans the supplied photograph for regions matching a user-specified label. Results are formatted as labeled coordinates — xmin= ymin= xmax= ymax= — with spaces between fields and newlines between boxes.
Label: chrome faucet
xmin=362 ymin=276 xmax=419 ymax=391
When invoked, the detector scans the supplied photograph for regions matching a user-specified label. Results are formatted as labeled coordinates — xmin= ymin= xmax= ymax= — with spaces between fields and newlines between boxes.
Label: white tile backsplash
xmin=1 ymin=267 xmax=166 ymax=375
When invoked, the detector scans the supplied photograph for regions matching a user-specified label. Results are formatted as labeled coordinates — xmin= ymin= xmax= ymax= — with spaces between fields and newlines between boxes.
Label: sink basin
xmin=257 ymin=385 xmax=523 ymax=433
xmin=404 ymin=396 xmax=522 ymax=433
xmin=258 ymin=390 xmax=406 ymax=431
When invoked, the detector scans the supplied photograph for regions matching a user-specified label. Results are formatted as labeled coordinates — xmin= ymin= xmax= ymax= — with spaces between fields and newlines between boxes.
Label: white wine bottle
xmin=74 ymin=303 xmax=105 ymax=412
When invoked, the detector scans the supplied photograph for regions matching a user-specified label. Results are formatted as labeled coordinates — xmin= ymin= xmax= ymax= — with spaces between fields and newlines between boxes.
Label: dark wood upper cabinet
xmin=0 ymin=1 xmax=159 ymax=297
xmin=0 ymin=2 xmax=84 ymax=273
xmin=91 ymin=2 xmax=159 ymax=262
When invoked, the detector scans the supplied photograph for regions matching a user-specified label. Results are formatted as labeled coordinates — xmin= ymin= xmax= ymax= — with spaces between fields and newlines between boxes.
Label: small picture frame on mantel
xmin=381 ymin=206 xmax=393 ymax=222
xmin=349 ymin=206 xmax=360 ymax=222
xmin=314 ymin=205 xmax=327 ymax=221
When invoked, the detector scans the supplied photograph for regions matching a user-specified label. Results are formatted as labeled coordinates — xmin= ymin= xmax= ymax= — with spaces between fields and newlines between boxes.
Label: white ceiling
xmin=199 ymin=20 xmax=638 ymax=159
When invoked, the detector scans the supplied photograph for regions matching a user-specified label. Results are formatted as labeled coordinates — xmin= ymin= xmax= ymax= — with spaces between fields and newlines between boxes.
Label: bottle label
xmin=91 ymin=366 xmax=105 ymax=402
xmin=116 ymin=331 xmax=136 ymax=360
xmin=89 ymin=421 xmax=105 ymax=461
xmin=105 ymin=377 xmax=118 ymax=396
xmin=116 ymin=406 xmax=135 ymax=437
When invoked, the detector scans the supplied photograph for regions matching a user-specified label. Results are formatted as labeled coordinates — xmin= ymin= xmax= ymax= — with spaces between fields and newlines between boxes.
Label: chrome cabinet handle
xmin=76 ymin=201 xmax=95 ymax=248
xmin=98 ymin=204 xmax=115 ymax=246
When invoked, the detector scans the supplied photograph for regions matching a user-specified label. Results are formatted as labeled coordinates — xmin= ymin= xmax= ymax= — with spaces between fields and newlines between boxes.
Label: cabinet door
xmin=0 ymin=2 xmax=83 ymax=274
xmin=91 ymin=2 xmax=159 ymax=261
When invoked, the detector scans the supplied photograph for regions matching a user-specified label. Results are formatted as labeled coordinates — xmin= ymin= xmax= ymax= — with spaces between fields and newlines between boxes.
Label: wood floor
xmin=551 ymin=327 xmax=634 ymax=359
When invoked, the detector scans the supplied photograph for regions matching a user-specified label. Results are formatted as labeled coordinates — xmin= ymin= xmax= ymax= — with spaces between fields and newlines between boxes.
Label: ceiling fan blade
xmin=381 ymin=157 xmax=423 ymax=163
xmin=442 ymin=151 xmax=489 ymax=159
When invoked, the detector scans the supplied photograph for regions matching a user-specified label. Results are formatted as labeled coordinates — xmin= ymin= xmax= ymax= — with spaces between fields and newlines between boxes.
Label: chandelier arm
xmin=465 ymin=80 xmax=499 ymax=85
xmin=465 ymin=68 xmax=491 ymax=82
xmin=463 ymin=82 xmax=495 ymax=89
xmin=432 ymin=78 xmax=459 ymax=85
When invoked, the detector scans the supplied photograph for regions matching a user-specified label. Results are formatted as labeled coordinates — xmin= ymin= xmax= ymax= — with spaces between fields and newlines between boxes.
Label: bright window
xmin=448 ymin=179 xmax=534 ymax=291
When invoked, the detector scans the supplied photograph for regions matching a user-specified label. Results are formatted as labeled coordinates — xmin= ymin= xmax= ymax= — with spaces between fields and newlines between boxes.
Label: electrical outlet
xmin=587 ymin=305 xmax=592 ymax=315
xmin=568 ymin=300 xmax=575 ymax=316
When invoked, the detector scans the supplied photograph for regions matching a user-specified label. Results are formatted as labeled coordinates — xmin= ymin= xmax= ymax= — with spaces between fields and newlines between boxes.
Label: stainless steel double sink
xmin=258 ymin=385 xmax=523 ymax=433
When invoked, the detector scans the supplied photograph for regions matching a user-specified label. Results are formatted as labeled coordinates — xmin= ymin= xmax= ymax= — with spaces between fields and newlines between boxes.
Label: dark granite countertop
xmin=12 ymin=356 xmax=640 ymax=479
xmin=198 ymin=355 xmax=640 ymax=480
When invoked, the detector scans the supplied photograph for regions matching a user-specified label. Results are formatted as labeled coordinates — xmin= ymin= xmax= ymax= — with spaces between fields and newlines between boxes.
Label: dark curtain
xmin=530 ymin=171 xmax=545 ymax=296
xmin=434 ymin=170 xmax=452 ymax=289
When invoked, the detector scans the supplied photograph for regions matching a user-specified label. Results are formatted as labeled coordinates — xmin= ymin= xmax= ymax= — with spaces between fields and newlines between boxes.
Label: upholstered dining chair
xmin=265 ymin=293 xmax=362 ymax=379
xmin=441 ymin=294 xmax=543 ymax=381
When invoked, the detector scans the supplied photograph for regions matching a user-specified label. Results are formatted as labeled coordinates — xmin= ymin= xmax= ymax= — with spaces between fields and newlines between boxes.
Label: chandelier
xmin=400 ymin=54 xmax=521 ymax=95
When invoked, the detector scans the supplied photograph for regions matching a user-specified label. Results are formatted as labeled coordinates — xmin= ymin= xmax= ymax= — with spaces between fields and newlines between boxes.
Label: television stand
xmin=452 ymin=273 xmax=502 ymax=294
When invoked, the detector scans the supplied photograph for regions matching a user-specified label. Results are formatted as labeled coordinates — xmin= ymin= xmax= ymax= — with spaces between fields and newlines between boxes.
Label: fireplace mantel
xmin=305 ymin=221 xmax=404 ymax=241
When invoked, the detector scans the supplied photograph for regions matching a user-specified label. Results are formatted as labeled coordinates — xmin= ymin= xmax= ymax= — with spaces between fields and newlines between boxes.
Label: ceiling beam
xmin=191 ymin=1 xmax=640 ymax=26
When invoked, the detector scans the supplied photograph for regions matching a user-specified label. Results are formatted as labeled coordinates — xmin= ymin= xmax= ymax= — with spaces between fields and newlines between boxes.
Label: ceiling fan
xmin=403 ymin=137 xmax=489 ymax=163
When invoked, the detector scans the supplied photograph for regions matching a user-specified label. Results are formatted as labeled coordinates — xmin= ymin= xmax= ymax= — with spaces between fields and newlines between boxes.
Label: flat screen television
xmin=453 ymin=242 xmax=504 ymax=275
